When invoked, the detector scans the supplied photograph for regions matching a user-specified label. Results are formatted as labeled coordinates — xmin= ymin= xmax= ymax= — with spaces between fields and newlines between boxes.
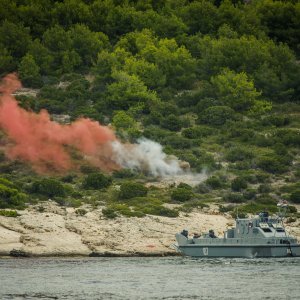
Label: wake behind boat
xmin=175 ymin=202 xmax=300 ymax=258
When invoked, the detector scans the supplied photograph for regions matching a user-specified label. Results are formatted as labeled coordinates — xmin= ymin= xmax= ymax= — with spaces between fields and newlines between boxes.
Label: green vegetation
xmin=119 ymin=182 xmax=148 ymax=200
xmin=171 ymin=187 xmax=193 ymax=202
xmin=30 ymin=178 xmax=66 ymax=198
xmin=0 ymin=210 xmax=19 ymax=217
xmin=0 ymin=178 xmax=28 ymax=209
xmin=0 ymin=0 xmax=299 ymax=220
xmin=82 ymin=173 xmax=112 ymax=190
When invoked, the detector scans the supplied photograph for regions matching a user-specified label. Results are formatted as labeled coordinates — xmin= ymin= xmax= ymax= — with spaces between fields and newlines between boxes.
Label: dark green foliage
xmin=279 ymin=182 xmax=300 ymax=194
xmin=102 ymin=207 xmax=118 ymax=219
xmin=256 ymin=155 xmax=288 ymax=174
xmin=177 ymin=183 xmax=192 ymax=190
xmin=258 ymin=184 xmax=272 ymax=194
xmin=231 ymin=177 xmax=248 ymax=192
xmin=18 ymin=54 xmax=42 ymax=88
xmin=255 ymin=195 xmax=276 ymax=206
xmin=262 ymin=115 xmax=290 ymax=127
xmin=112 ymin=169 xmax=136 ymax=179
xmin=143 ymin=127 xmax=174 ymax=143
xmin=0 ymin=177 xmax=15 ymax=189
xmin=219 ymin=205 xmax=235 ymax=213
xmin=182 ymin=126 xmax=215 ymax=139
xmin=82 ymin=173 xmax=112 ymax=190
xmin=227 ymin=127 xmax=255 ymax=143
xmin=243 ymin=189 xmax=256 ymax=201
xmin=0 ymin=47 xmax=15 ymax=74
xmin=180 ymin=200 xmax=209 ymax=213
xmin=276 ymin=129 xmax=300 ymax=147
xmin=0 ymin=184 xmax=27 ymax=209
xmin=223 ymin=193 xmax=244 ymax=203
xmin=119 ymin=182 xmax=148 ymax=200
xmin=61 ymin=174 xmax=77 ymax=183
xmin=142 ymin=205 xmax=179 ymax=218
xmin=0 ymin=20 xmax=31 ymax=59
xmin=80 ymin=164 xmax=100 ymax=174
xmin=171 ymin=188 xmax=193 ymax=202
xmin=160 ymin=114 xmax=183 ymax=132
xmin=163 ymin=135 xmax=194 ymax=149
xmin=287 ymin=206 xmax=297 ymax=214
xmin=237 ymin=201 xmax=278 ymax=215
xmin=30 ymin=178 xmax=66 ymax=198
xmin=0 ymin=210 xmax=19 ymax=217
xmin=290 ymin=190 xmax=300 ymax=204
xmin=199 ymin=106 xmax=236 ymax=126
xmin=205 ymin=176 xmax=223 ymax=189
xmin=225 ymin=147 xmax=254 ymax=162
xmin=75 ymin=208 xmax=87 ymax=216
xmin=230 ymin=211 xmax=248 ymax=219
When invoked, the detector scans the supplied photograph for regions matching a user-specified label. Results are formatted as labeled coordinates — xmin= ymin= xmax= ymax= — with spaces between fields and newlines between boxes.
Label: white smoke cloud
xmin=111 ymin=138 xmax=183 ymax=177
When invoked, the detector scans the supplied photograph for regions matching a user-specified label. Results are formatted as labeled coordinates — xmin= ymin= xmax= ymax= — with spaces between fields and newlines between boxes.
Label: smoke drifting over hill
xmin=0 ymin=73 xmax=119 ymax=172
xmin=112 ymin=139 xmax=183 ymax=177
xmin=0 ymin=74 xmax=184 ymax=176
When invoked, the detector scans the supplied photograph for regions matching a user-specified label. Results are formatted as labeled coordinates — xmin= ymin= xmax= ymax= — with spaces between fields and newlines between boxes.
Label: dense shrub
xmin=0 ymin=184 xmax=27 ymax=209
xmin=199 ymin=106 xmax=236 ymax=126
xmin=142 ymin=205 xmax=178 ymax=217
xmin=0 ymin=209 xmax=19 ymax=217
xmin=254 ymin=195 xmax=276 ymax=206
xmin=194 ymin=183 xmax=210 ymax=194
xmin=61 ymin=174 xmax=77 ymax=183
xmin=258 ymin=184 xmax=272 ymax=194
xmin=223 ymin=193 xmax=244 ymax=203
xmin=82 ymin=173 xmax=112 ymax=189
xmin=205 ymin=176 xmax=223 ymax=189
xmin=79 ymin=164 xmax=100 ymax=174
xmin=225 ymin=147 xmax=254 ymax=162
xmin=143 ymin=127 xmax=175 ymax=143
xmin=177 ymin=183 xmax=192 ymax=190
xmin=261 ymin=115 xmax=290 ymax=127
xmin=180 ymin=200 xmax=209 ymax=213
xmin=243 ymin=189 xmax=256 ymax=200
xmin=112 ymin=169 xmax=136 ymax=179
xmin=276 ymin=129 xmax=300 ymax=146
xmin=30 ymin=178 xmax=66 ymax=197
xmin=160 ymin=114 xmax=183 ymax=132
xmin=287 ymin=206 xmax=297 ymax=213
xmin=163 ymin=135 xmax=194 ymax=149
xmin=227 ymin=127 xmax=255 ymax=142
xmin=102 ymin=207 xmax=118 ymax=219
xmin=290 ymin=190 xmax=300 ymax=204
xmin=231 ymin=177 xmax=248 ymax=192
xmin=171 ymin=188 xmax=193 ymax=202
xmin=75 ymin=208 xmax=87 ymax=216
xmin=256 ymin=156 xmax=288 ymax=174
xmin=0 ymin=177 xmax=15 ymax=188
xmin=182 ymin=126 xmax=215 ymax=139
xmin=254 ymin=135 xmax=275 ymax=147
xmin=219 ymin=205 xmax=235 ymax=213
xmin=119 ymin=182 xmax=148 ymax=199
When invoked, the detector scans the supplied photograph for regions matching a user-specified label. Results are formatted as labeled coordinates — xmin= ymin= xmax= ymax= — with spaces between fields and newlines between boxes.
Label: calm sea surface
xmin=0 ymin=257 xmax=299 ymax=299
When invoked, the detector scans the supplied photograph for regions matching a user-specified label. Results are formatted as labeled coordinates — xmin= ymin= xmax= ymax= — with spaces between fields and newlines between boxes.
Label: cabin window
xmin=262 ymin=228 xmax=272 ymax=233
xmin=276 ymin=228 xmax=285 ymax=232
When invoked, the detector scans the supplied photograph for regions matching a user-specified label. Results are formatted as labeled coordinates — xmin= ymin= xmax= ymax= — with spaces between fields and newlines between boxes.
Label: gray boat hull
xmin=178 ymin=244 xmax=300 ymax=258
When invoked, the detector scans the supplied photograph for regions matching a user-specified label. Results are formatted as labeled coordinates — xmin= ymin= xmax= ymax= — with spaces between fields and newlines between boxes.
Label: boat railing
xmin=191 ymin=237 xmax=292 ymax=245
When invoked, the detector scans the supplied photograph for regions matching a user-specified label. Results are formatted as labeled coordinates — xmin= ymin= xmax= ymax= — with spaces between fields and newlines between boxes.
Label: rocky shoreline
xmin=1 ymin=202 xmax=299 ymax=258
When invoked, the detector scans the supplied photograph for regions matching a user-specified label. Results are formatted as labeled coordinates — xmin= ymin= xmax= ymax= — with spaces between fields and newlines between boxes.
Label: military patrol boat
xmin=175 ymin=203 xmax=300 ymax=258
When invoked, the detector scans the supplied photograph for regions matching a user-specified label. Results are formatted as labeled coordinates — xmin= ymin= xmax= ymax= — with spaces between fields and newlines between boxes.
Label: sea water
xmin=0 ymin=257 xmax=299 ymax=299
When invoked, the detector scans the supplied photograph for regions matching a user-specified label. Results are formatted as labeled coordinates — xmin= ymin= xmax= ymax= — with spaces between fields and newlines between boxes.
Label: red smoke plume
xmin=0 ymin=73 xmax=119 ymax=172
